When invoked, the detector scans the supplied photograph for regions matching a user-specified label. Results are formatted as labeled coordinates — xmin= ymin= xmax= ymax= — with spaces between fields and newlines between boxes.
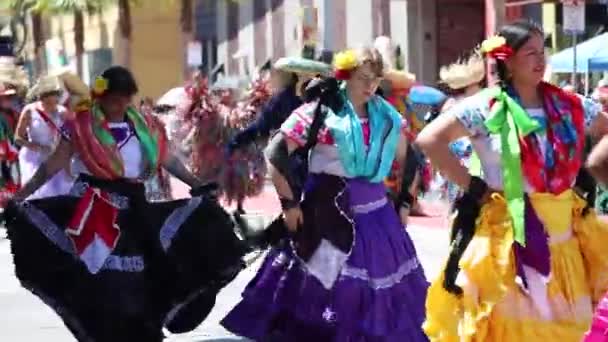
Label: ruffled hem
xmin=222 ymin=246 xmax=429 ymax=341
xmin=5 ymin=189 xmax=246 ymax=340
xmin=425 ymin=191 xmax=608 ymax=341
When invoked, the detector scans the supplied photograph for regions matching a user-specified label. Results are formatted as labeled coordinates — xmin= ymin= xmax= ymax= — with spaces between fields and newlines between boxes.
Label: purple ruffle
xmin=221 ymin=179 xmax=429 ymax=341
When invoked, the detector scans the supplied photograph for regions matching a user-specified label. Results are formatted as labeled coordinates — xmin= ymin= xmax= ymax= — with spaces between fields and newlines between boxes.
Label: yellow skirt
xmin=424 ymin=190 xmax=608 ymax=342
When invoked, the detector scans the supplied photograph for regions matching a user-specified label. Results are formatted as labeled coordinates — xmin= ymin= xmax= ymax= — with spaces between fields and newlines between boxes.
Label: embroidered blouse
xmin=70 ymin=122 xmax=143 ymax=179
xmin=281 ymin=100 xmax=408 ymax=178
xmin=449 ymin=93 xmax=601 ymax=192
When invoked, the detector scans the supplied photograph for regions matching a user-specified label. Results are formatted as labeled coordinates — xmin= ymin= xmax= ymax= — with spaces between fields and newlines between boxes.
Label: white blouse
xmin=70 ymin=122 xmax=144 ymax=179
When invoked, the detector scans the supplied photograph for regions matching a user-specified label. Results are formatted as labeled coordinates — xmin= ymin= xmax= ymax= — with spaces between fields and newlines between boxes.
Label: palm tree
xmin=8 ymin=1 xmax=42 ymax=70
xmin=38 ymin=1 xmax=109 ymax=77
xmin=117 ymin=0 xmax=132 ymax=67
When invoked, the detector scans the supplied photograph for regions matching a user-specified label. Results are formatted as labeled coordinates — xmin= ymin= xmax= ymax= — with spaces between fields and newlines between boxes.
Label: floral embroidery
xmin=451 ymin=86 xmax=591 ymax=193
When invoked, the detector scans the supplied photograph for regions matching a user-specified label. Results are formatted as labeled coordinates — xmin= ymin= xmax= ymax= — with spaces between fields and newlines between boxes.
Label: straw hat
xmin=27 ymin=75 xmax=63 ymax=100
xmin=54 ymin=70 xmax=90 ymax=98
xmin=273 ymin=56 xmax=332 ymax=77
xmin=439 ymin=50 xmax=485 ymax=90
xmin=384 ymin=69 xmax=416 ymax=90
xmin=0 ymin=83 xmax=17 ymax=97
xmin=0 ymin=57 xmax=29 ymax=90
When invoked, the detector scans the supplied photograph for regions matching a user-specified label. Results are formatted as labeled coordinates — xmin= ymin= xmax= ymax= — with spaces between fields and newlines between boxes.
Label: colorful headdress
xmin=92 ymin=76 xmax=109 ymax=97
xmin=439 ymin=50 xmax=486 ymax=90
xmin=333 ymin=49 xmax=358 ymax=80
xmin=481 ymin=35 xmax=514 ymax=60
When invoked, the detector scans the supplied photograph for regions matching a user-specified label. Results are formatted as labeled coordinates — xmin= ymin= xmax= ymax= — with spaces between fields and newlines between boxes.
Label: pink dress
xmin=584 ymin=293 xmax=608 ymax=341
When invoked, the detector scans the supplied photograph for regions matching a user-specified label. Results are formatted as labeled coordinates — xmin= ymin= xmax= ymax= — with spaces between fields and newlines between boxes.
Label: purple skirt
xmin=222 ymin=175 xmax=429 ymax=341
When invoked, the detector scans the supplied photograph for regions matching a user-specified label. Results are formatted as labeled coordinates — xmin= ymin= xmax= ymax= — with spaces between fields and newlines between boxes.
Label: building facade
xmin=21 ymin=1 xmax=187 ymax=100
xmin=197 ymin=0 xmax=546 ymax=85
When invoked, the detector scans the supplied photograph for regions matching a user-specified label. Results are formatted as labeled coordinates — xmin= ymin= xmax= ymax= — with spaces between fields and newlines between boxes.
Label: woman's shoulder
xmin=21 ymin=102 xmax=38 ymax=114
xmin=445 ymin=91 xmax=493 ymax=116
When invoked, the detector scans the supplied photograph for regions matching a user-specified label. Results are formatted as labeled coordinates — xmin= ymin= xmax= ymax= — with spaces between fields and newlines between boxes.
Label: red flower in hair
xmin=335 ymin=69 xmax=352 ymax=80
xmin=481 ymin=35 xmax=514 ymax=61
xmin=488 ymin=45 xmax=515 ymax=61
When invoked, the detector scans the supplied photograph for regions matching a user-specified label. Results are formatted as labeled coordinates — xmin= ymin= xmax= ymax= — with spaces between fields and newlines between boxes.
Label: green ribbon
xmin=92 ymin=105 xmax=160 ymax=175
xmin=482 ymin=88 xmax=541 ymax=246
xmin=126 ymin=107 xmax=160 ymax=171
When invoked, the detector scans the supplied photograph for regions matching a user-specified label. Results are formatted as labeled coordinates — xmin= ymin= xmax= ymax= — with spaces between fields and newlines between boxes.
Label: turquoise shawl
xmin=325 ymin=90 xmax=403 ymax=183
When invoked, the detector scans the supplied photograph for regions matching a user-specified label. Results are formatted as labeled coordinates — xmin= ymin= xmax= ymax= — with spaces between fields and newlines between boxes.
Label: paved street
xmin=0 ymin=178 xmax=451 ymax=341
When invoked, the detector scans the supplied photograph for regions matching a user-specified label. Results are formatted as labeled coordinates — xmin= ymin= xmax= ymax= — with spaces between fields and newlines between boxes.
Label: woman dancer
xmin=582 ymin=85 xmax=608 ymax=342
xmin=225 ymin=57 xmax=330 ymax=214
xmin=222 ymin=47 xmax=429 ymax=341
xmin=15 ymin=75 xmax=73 ymax=199
xmin=4 ymin=66 xmax=248 ymax=341
xmin=437 ymin=50 xmax=486 ymax=203
xmin=418 ymin=21 xmax=608 ymax=341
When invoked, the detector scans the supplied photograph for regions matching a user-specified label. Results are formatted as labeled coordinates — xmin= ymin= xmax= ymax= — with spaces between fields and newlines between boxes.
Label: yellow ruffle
xmin=424 ymin=190 xmax=608 ymax=342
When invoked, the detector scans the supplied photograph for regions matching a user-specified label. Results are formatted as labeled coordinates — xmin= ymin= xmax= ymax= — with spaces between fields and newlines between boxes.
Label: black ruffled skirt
xmin=5 ymin=174 xmax=247 ymax=342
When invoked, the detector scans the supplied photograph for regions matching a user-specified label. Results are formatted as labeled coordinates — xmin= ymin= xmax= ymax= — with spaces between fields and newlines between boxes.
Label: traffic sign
xmin=563 ymin=0 xmax=585 ymax=34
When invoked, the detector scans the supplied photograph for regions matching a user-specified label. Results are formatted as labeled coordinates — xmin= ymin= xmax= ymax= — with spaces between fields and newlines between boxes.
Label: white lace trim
xmin=159 ymin=196 xmax=202 ymax=252
xmin=18 ymin=201 xmax=144 ymax=272
xmin=341 ymin=257 xmax=420 ymax=290
xmin=305 ymin=239 xmax=349 ymax=289
xmin=351 ymin=197 xmax=388 ymax=214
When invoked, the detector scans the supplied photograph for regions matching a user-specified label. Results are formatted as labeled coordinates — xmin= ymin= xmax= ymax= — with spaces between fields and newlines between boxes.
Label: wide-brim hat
xmin=0 ymin=84 xmax=17 ymax=97
xmin=27 ymin=75 xmax=63 ymax=100
xmin=53 ymin=70 xmax=89 ymax=97
xmin=439 ymin=50 xmax=485 ymax=90
xmin=383 ymin=69 xmax=416 ymax=90
xmin=0 ymin=57 xmax=29 ymax=90
xmin=273 ymin=57 xmax=332 ymax=76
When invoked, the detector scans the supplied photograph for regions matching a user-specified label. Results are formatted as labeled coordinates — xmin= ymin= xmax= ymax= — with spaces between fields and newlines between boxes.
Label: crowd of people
xmin=2 ymin=19 xmax=608 ymax=342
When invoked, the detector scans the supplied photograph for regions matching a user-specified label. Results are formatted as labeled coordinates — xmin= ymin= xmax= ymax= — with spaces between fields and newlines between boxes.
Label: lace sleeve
xmin=447 ymin=95 xmax=491 ymax=137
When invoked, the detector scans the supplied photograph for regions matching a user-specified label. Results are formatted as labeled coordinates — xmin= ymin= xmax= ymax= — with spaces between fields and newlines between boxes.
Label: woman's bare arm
xmin=14 ymin=138 xmax=73 ymax=200
xmin=414 ymin=113 xmax=472 ymax=190
xmin=161 ymin=143 xmax=201 ymax=188
xmin=268 ymin=137 xmax=299 ymax=201
xmin=586 ymin=110 xmax=608 ymax=184
xmin=14 ymin=107 xmax=34 ymax=149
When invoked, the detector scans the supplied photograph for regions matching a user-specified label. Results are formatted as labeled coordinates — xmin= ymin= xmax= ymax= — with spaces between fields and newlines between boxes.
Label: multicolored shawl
xmin=325 ymin=89 xmax=403 ymax=183
xmin=70 ymin=101 xmax=168 ymax=180
xmin=483 ymin=82 xmax=584 ymax=246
